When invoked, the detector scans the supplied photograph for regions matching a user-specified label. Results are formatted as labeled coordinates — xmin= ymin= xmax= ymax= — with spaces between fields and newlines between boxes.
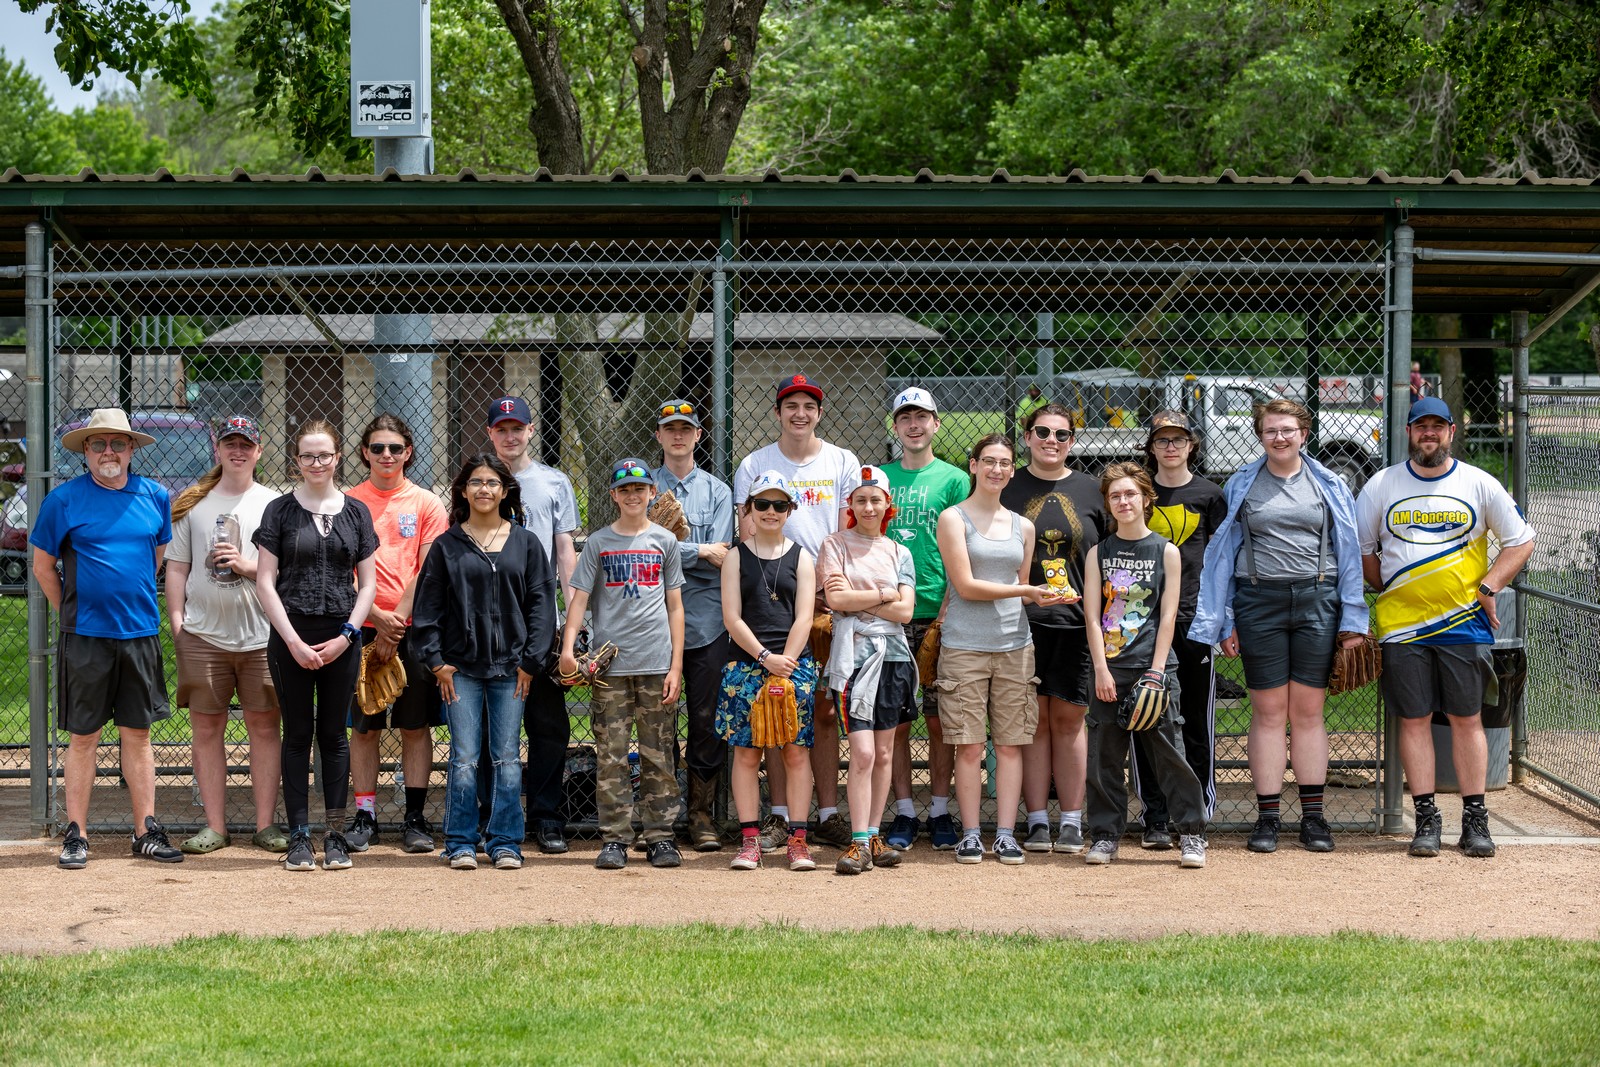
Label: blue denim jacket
xmin=1187 ymin=453 xmax=1368 ymax=646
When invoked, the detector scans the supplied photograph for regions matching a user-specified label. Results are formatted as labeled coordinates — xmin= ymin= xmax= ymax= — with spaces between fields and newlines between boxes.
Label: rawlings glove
xmin=357 ymin=644 xmax=408 ymax=719
xmin=648 ymin=489 xmax=690 ymax=541
xmin=1327 ymin=632 xmax=1381 ymax=696
xmin=1116 ymin=670 xmax=1169 ymax=732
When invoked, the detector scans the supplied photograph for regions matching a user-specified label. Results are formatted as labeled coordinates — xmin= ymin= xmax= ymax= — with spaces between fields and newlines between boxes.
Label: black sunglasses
xmin=750 ymin=498 xmax=793 ymax=513
xmin=1031 ymin=426 xmax=1073 ymax=442
xmin=366 ymin=442 xmax=408 ymax=455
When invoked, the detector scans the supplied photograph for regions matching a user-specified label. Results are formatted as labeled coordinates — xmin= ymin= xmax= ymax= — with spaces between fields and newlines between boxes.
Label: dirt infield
xmin=4 ymin=782 xmax=1599 ymax=956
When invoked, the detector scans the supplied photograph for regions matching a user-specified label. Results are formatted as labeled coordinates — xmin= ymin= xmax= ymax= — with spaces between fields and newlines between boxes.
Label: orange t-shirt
xmin=347 ymin=478 xmax=450 ymax=622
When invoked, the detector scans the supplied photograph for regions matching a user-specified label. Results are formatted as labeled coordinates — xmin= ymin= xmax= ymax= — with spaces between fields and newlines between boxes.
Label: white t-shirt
xmin=167 ymin=483 xmax=279 ymax=651
xmin=733 ymin=440 xmax=861 ymax=558
xmin=1356 ymin=458 xmax=1535 ymax=645
xmin=513 ymin=460 xmax=580 ymax=565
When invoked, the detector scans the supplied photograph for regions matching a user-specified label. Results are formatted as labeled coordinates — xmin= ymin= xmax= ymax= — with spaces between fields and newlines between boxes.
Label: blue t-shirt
xmin=30 ymin=473 xmax=172 ymax=638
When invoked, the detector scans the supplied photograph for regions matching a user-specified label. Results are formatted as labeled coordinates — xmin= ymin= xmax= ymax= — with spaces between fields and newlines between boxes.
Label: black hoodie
xmin=410 ymin=522 xmax=556 ymax=679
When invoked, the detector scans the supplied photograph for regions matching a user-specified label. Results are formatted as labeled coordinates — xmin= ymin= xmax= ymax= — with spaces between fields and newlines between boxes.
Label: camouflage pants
xmin=590 ymin=674 xmax=678 ymax=844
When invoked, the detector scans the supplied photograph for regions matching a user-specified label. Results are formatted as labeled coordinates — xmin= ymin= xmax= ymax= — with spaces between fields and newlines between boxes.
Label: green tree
xmin=0 ymin=50 xmax=80 ymax=174
xmin=16 ymin=0 xmax=213 ymax=105
xmin=62 ymin=104 xmax=172 ymax=173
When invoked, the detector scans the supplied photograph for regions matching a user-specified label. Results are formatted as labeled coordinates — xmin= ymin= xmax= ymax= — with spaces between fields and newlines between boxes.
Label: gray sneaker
xmin=758 ymin=813 xmax=790 ymax=854
xmin=1022 ymin=822 xmax=1053 ymax=852
xmin=401 ymin=814 xmax=435 ymax=854
xmin=58 ymin=822 xmax=88 ymax=870
xmin=321 ymin=831 xmax=354 ymax=870
xmin=344 ymin=809 xmax=377 ymax=852
xmin=1084 ymin=839 xmax=1118 ymax=865
xmin=1054 ymin=824 xmax=1085 ymax=854
xmin=993 ymin=834 xmax=1025 ymax=865
xmin=284 ymin=831 xmax=315 ymax=872
xmin=955 ymin=831 xmax=984 ymax=864
xmin=1178 ymin=834 xmax=1207 ymax=869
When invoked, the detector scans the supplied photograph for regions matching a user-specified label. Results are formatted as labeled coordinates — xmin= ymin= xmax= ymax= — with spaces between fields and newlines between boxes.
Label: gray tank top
xmin=942 ymin=508 xmax=1032 ymax=653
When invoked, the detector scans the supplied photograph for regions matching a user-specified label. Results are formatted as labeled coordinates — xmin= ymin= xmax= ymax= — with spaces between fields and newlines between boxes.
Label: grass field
xmin=2 ymin=926 xmax=1597 ymax=1064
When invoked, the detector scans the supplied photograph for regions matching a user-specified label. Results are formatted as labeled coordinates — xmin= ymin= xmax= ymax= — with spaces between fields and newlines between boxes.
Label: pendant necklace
xmin=754 ymin=541 xmax=785 ymax=601
xmin=466 ymin=522 xmax=507 ymax=572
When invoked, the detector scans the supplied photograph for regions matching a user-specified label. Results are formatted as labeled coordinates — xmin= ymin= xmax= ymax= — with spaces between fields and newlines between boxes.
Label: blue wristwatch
xmin=341 ymin=623 xmax=360 ymax=645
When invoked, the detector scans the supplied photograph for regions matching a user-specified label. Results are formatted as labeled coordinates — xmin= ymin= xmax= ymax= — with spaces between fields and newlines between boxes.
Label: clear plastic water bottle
xmin=209 ymin=515 xmax=233 ymax=580
xmin=393 ymin=768 xmax=406 ymax=809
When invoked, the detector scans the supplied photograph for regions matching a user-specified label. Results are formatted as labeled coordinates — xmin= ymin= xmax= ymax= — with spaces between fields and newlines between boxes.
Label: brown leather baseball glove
xmin=749 ymin=675 xmax=800 ymax=749
xmin=356 ymin=644 xmax=407 ymax=719
xmin=808 ymin=612 xmax=833 ymax=668
xmin=1327 ymin=632 xmax=1381 ymax=695
xmin=648 ymin=489 xmax=690 ymax=541
xmin=916 ymin=618 xmax=942 ymax=688
xmin=555 ymin=640 xmax=620 ymax=689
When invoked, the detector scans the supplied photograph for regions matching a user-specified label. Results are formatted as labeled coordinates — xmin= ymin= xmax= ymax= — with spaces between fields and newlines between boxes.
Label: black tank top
xmin=734 ymin=541 xmax=804 ymax=663
xmin=1096 ymin=531 xmax=1178 ymax=671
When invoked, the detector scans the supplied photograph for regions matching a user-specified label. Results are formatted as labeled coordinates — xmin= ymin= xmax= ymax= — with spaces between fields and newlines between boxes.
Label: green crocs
xmin=180 ymin=827 xmax=232 ymax=855
xmin=251 ymin=824 xmax=290 ymax=853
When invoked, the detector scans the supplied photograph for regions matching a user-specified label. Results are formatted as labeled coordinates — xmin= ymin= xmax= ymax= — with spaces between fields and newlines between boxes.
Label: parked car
xmin=0 ymin=480 xmax=25 ymax=592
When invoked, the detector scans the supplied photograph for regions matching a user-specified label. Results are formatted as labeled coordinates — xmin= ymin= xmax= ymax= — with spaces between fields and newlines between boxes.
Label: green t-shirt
xmin=884 ymin=457 xmax=971 ymax=621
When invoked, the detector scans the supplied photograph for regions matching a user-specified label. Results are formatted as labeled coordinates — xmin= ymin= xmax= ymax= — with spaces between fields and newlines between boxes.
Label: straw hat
xmin=61 ymin=409 xmax=155 ymax=453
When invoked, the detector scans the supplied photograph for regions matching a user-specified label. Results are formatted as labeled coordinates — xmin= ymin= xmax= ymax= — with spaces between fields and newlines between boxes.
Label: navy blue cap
xmin=610 ymin=457 xmax=654 ymax=488
xmin=486 ymin=396 xmax=532 ymax=427
xmin=1407 ymin=397 xmax=1453 ymax=424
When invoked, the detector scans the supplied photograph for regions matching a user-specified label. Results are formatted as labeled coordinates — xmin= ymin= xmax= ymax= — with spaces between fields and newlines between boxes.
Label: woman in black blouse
xmin=254 ymin=419 xmax=379 ymax=872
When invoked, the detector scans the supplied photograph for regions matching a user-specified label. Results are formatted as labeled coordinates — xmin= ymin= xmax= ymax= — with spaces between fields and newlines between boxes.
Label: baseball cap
xmin=852 ymin=465 xmax=891 ymax=494
xmin=218 ymin=414 xmax=261 ymax=444
xmin=891 ymin=386 xmax=938 ymax=417
xmin=1145 ymin=409 xmax=1197 ymax=446
xmin=609 ymin=457 xmax=654 ymax=488
xmin=657 ymin=398 xmax=702 ymax=428
xmin=486 ymin=396 xmax=532 ymax=427
xmin=1407 ymin=397 xmax=1453 ymax=424
xmin=745 ymin=469 xmax=799 ymax=504
xmin=775 ymin=373 xmax=824 ymax=405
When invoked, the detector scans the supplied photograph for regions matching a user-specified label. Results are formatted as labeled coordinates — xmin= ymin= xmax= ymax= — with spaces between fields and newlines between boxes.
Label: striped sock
xmin=1299 ymin=784 xmax=1325 ymax=819
xmin=1257 ymin=793 xmax=1281 ymax=820
xmin=852 ymin=831 xmax=872 ymax=844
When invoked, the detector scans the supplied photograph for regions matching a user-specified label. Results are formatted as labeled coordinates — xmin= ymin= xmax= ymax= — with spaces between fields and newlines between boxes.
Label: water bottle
xmin=393 ymin=768 xmax=406 ymax=809
xmin=209 ymin=515 xmax=233 ymax=580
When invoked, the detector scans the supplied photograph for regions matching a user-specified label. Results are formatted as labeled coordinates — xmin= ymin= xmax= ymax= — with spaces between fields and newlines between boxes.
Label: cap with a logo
xmin=486 ymin=396 xmax=532 ymax=427
xmin=657 ymin=398 xmax=702 ymax=428
xmin=1407 ymin=397 xmax=1453 ymax=424
xmin=609 ymin=457 xmax=654 ymax=488
xmin=891 ymin=387 xmax=937 ymax=417
xmin=853 ymin=465 xmax=891 ymax=493
xmin=775 ymin=373 xmax=824 ymax=405
xmin=218 ymin=414 xmax=261 ymax=444
xmin=745 ymin=469 xmax=799 ymax=504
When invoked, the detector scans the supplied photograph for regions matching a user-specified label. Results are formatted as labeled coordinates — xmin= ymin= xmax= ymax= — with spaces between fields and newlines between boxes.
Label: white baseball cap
xmin=853 ymin=465 xmax=892 ymax=493
xmin=745 ymin=469 xmax=799 ymax=504
xmin=890 ymin=387 xmax=937 ymax=417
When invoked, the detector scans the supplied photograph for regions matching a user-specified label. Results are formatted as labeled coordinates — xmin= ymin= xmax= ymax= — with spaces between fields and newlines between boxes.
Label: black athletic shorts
xmin=349 ymin=629 xmax=444 ymax=732
xmin=840 ymin=659 xmax=919 ymax=734
xmin=1030 ymin=622 xmax=1092 ymax=707
xmin=57 ymin=631 xmax=171 ymax=735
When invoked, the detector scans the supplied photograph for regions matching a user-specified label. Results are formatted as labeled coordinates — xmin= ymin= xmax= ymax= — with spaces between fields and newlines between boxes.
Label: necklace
xmin=317 ymin=512 xmax=332 ymax=536
xmin=751 ymin=541 xmax=786 ymax=602
xmin=465 ymin=522 xmax=507 ymax=572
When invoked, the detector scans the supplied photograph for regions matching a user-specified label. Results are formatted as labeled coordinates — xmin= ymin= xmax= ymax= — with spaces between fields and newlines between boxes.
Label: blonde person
xmin=1190 ymin=399 xmax=1368 ymax=854
xmin=254 ymin=420 xmax=379 ymax=872
xmin=718 ymin=472 xmax=820 ymax=872
xmin=817 ymin=467 xmax=917 ymax=876
xmin=934 ymin=435 xmax=1058 ymax=865
xmin=167 ymin=415 xmax=286 ymax=855
xmin=1082 ymin=462 xmax=1207 ymax=868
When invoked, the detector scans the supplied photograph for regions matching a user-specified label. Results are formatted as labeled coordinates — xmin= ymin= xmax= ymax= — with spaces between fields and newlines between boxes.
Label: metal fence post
xmin=1509 ymin=309 xmax=1530 ymax=784
xmin=1379 ymin=222 xmax=1414 ymax=834
xmin=24 ymin=221 xmax=51 ymax=835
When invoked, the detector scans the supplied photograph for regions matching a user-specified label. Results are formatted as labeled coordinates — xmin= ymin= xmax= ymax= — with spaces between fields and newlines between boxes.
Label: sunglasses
xmin=1031 ymin=426 xmax=1073 ymax=442
xmin=750 ymin=498 xmax=793 ymax=513
xmin=86 ymin=439 xmax=131 ymax=454
xmin=660 ymin=403 xmax=695 ymax=418
xmin=612 ymin=464 xmax=649 ymax=482
xmin=366 ymin=442 xmax=408 ymax=455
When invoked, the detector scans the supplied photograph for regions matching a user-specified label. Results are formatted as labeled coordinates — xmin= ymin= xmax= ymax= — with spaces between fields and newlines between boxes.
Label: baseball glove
xmin=915 ymin=618 xmax=942 ymax=688
xmin=809 ymin=612 xmax=833 ymax=667
xmin=555 ymin=640 xmax=620 ymax=689
xmin=1116 ymin=670 xmax=1169 ymax=732
xmin=749 ymin=675 xmax=800 ymax=749
xmin=1327 ymin=632 xmax=1381 ymax=695
xmin=356 ymin=644 xmax=407 ymax=719
xmin=648 ymin=489 xmax=690 ymax=541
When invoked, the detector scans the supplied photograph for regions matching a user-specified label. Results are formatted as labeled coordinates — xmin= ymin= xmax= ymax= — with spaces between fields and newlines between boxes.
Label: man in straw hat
xmin=31 ymin=408 xmax=184 ymax=868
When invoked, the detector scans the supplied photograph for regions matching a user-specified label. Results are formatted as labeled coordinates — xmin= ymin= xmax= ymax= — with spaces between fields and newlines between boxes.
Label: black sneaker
xmin=1246 ymin=815 xmax=1281 ymax=853
xmin=322 ymin=831 xmax=354 ymax=870
xmin=1298 ymin=814 xmax=1335 ymax=853
xmin=1409 ymin=810 xmax=1443 ymax=858
xmin=1140 ymin=821 xmax=1174 ymax=850
xmin=646 ymin=840 xmax=682 ymax=868
xmin=344 ymin=809 xmax=377 ymax=852
xmin=401 ymin=813 xmax=435 ymax=854
xmin=955 ymin=831 xmax=984 ymax=864
xmin=131 ymin=817 xmax=184 ymax=863
xmin=595 ymin=841 xmax=628 ymax=870
xmin=993 ymin=834 xmax=1025 ymax=865
xmin=58 ymin=822 xmax=88 ymax=869
xmin=283 ymin=830 xmax=316 ymax=871
xmin=1459 ymin=809 xmax=1496 ymax=858
xmin=534 ymin=820 xmax=569 ymax=855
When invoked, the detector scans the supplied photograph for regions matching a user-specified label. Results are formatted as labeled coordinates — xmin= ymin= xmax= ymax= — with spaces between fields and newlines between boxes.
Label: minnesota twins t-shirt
xmin=571 ymin=523 xmax=685 ymax=675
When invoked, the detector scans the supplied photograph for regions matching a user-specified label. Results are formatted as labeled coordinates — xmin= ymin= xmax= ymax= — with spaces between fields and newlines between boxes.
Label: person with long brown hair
xmin=167 ymin=415 xmax=286 ymax=855
xmin=254 ymin=419 xmax=378 ymax=872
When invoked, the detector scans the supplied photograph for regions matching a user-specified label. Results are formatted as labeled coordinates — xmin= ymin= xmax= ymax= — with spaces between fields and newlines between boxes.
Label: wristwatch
xmin=1478 ymin=583 xmax=1495 ymax=597
xmin=340 ymin=622 xmax=361 ymax=645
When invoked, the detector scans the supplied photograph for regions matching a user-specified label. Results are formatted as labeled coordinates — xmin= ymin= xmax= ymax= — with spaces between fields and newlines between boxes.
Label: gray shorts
xmin=1233 ymin=578 xmax=1339 ymax=690
xmin=1382 ymin=642 xmax=1493 ymax=719
xmin=57 ymin=632 xmax=171 ymax=735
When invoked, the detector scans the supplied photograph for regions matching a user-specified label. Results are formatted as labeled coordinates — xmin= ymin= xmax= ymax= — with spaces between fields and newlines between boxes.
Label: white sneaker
xmin=449 ymin=851 xmax=478 ymax=870
xmin=1084 ymin=839 xmax=1118 ymax=865
xmin=1179 ymin=834 xmax=1207 ymax=869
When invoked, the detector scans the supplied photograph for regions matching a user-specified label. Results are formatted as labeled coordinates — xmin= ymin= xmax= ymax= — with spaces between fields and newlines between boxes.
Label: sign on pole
xmin=350 ymin=0 xmax=431 ymax=139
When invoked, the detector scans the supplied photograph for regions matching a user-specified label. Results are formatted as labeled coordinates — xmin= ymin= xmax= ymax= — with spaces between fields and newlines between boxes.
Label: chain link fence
xmin=17 ymin=232 xmax=1396 ymax=835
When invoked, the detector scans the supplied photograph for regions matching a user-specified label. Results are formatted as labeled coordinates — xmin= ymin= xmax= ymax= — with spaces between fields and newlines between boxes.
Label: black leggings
xmin=268 ymin=614 xmax=359 ymax=831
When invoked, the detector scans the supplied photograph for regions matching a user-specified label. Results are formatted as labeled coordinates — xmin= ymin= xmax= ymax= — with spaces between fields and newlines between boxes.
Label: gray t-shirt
xmin=167 ymin=483 xmax=279 ymax=652
xmin=571 ymin=523 xmax=685 ymax=675
xmin=513 ymin=460 xmax=580 ymax=566
xmin=1234 ymin=467 xmax=1327 ymax=580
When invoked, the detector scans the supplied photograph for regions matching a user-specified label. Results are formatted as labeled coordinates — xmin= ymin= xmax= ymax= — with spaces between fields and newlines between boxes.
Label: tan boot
xmin=687 ymin=772 xmax=723 ymax=852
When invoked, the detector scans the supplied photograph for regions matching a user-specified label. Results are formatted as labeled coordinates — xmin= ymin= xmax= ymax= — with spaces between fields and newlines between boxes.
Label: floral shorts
xmin=715 ymin=654 xmax=818 ymax=749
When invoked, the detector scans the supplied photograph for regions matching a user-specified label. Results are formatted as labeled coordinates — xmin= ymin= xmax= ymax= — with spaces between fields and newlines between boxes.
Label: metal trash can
xmin=1431 ymin=641 xmax=1524 ymax=793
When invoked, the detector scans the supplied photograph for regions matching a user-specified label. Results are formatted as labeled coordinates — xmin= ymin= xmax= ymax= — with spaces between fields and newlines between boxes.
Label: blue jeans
xmin=445 ymin=674 xmax=525 ymax=858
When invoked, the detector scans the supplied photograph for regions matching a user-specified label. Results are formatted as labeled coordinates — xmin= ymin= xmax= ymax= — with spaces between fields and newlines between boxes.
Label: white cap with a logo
xmin=890 ymin=387 xmax=937 ymax=417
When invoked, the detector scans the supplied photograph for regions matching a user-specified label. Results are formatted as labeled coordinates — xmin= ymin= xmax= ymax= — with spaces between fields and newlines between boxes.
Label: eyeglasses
xmin=1030 ymin=426 xmax=1073 ymax=443
xmin=612 ymin=464 xmax=648 ymax=482
xmin=977 ymin=457 xmax=1014 ymax=470
xmin=750 ymin=498 xmax=793 ymax=513
xmin=660 ymin=403 xmax=695 ymax=418
xmin=1260 ymin=428 xmax=1302 ymax=440
xmin=366 ymin=442 xmax=408 ymax=455
xmin=86 ymin=439 xmax=130 ymax=454
xmin=297 ymin=453 xmax=337 ymax=466
xmin=1152 ymin=437 xmax=1190 ymax=450
xmin=467 ymin=478 xmax=503 ymax=490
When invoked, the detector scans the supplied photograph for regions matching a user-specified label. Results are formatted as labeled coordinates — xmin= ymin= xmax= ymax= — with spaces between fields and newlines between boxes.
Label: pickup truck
xmin=888 ymin=372 xmax=1385 ymax=493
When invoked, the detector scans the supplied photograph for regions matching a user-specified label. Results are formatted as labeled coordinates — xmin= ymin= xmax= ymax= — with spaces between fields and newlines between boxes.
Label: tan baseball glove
xmin=555 ymin=640 xmax=620 ymax=689
xmin=648 ymin=489 xmax=690 ymax=541
xmin=916 ymin=618 xmax=942 ymax=688
xmin=1327 ymin=632 xmax=1381 ymax=695
xmin=357 ymin=644 xmax=407 ymax=719
xmin=808 ymin=612 xmax=833 ymax=668
xmin=749 ymin=675 xmax=800 ymax=749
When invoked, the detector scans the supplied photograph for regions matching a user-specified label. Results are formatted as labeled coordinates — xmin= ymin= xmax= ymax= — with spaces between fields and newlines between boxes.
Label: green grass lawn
xmin=2 ymin=926 xmax=1597 ymax=1064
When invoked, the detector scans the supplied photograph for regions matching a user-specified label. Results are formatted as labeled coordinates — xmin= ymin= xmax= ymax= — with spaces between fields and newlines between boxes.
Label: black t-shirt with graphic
xmin=1149 ymin=475 xmax=1226 ymax=628
xmin=1000 ymin=467 xmax=1106 ymax=630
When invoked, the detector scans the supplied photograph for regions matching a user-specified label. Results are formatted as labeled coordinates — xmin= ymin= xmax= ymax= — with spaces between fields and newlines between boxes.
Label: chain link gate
xmin=34 ymin=230 xmax=1390 ymax=836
